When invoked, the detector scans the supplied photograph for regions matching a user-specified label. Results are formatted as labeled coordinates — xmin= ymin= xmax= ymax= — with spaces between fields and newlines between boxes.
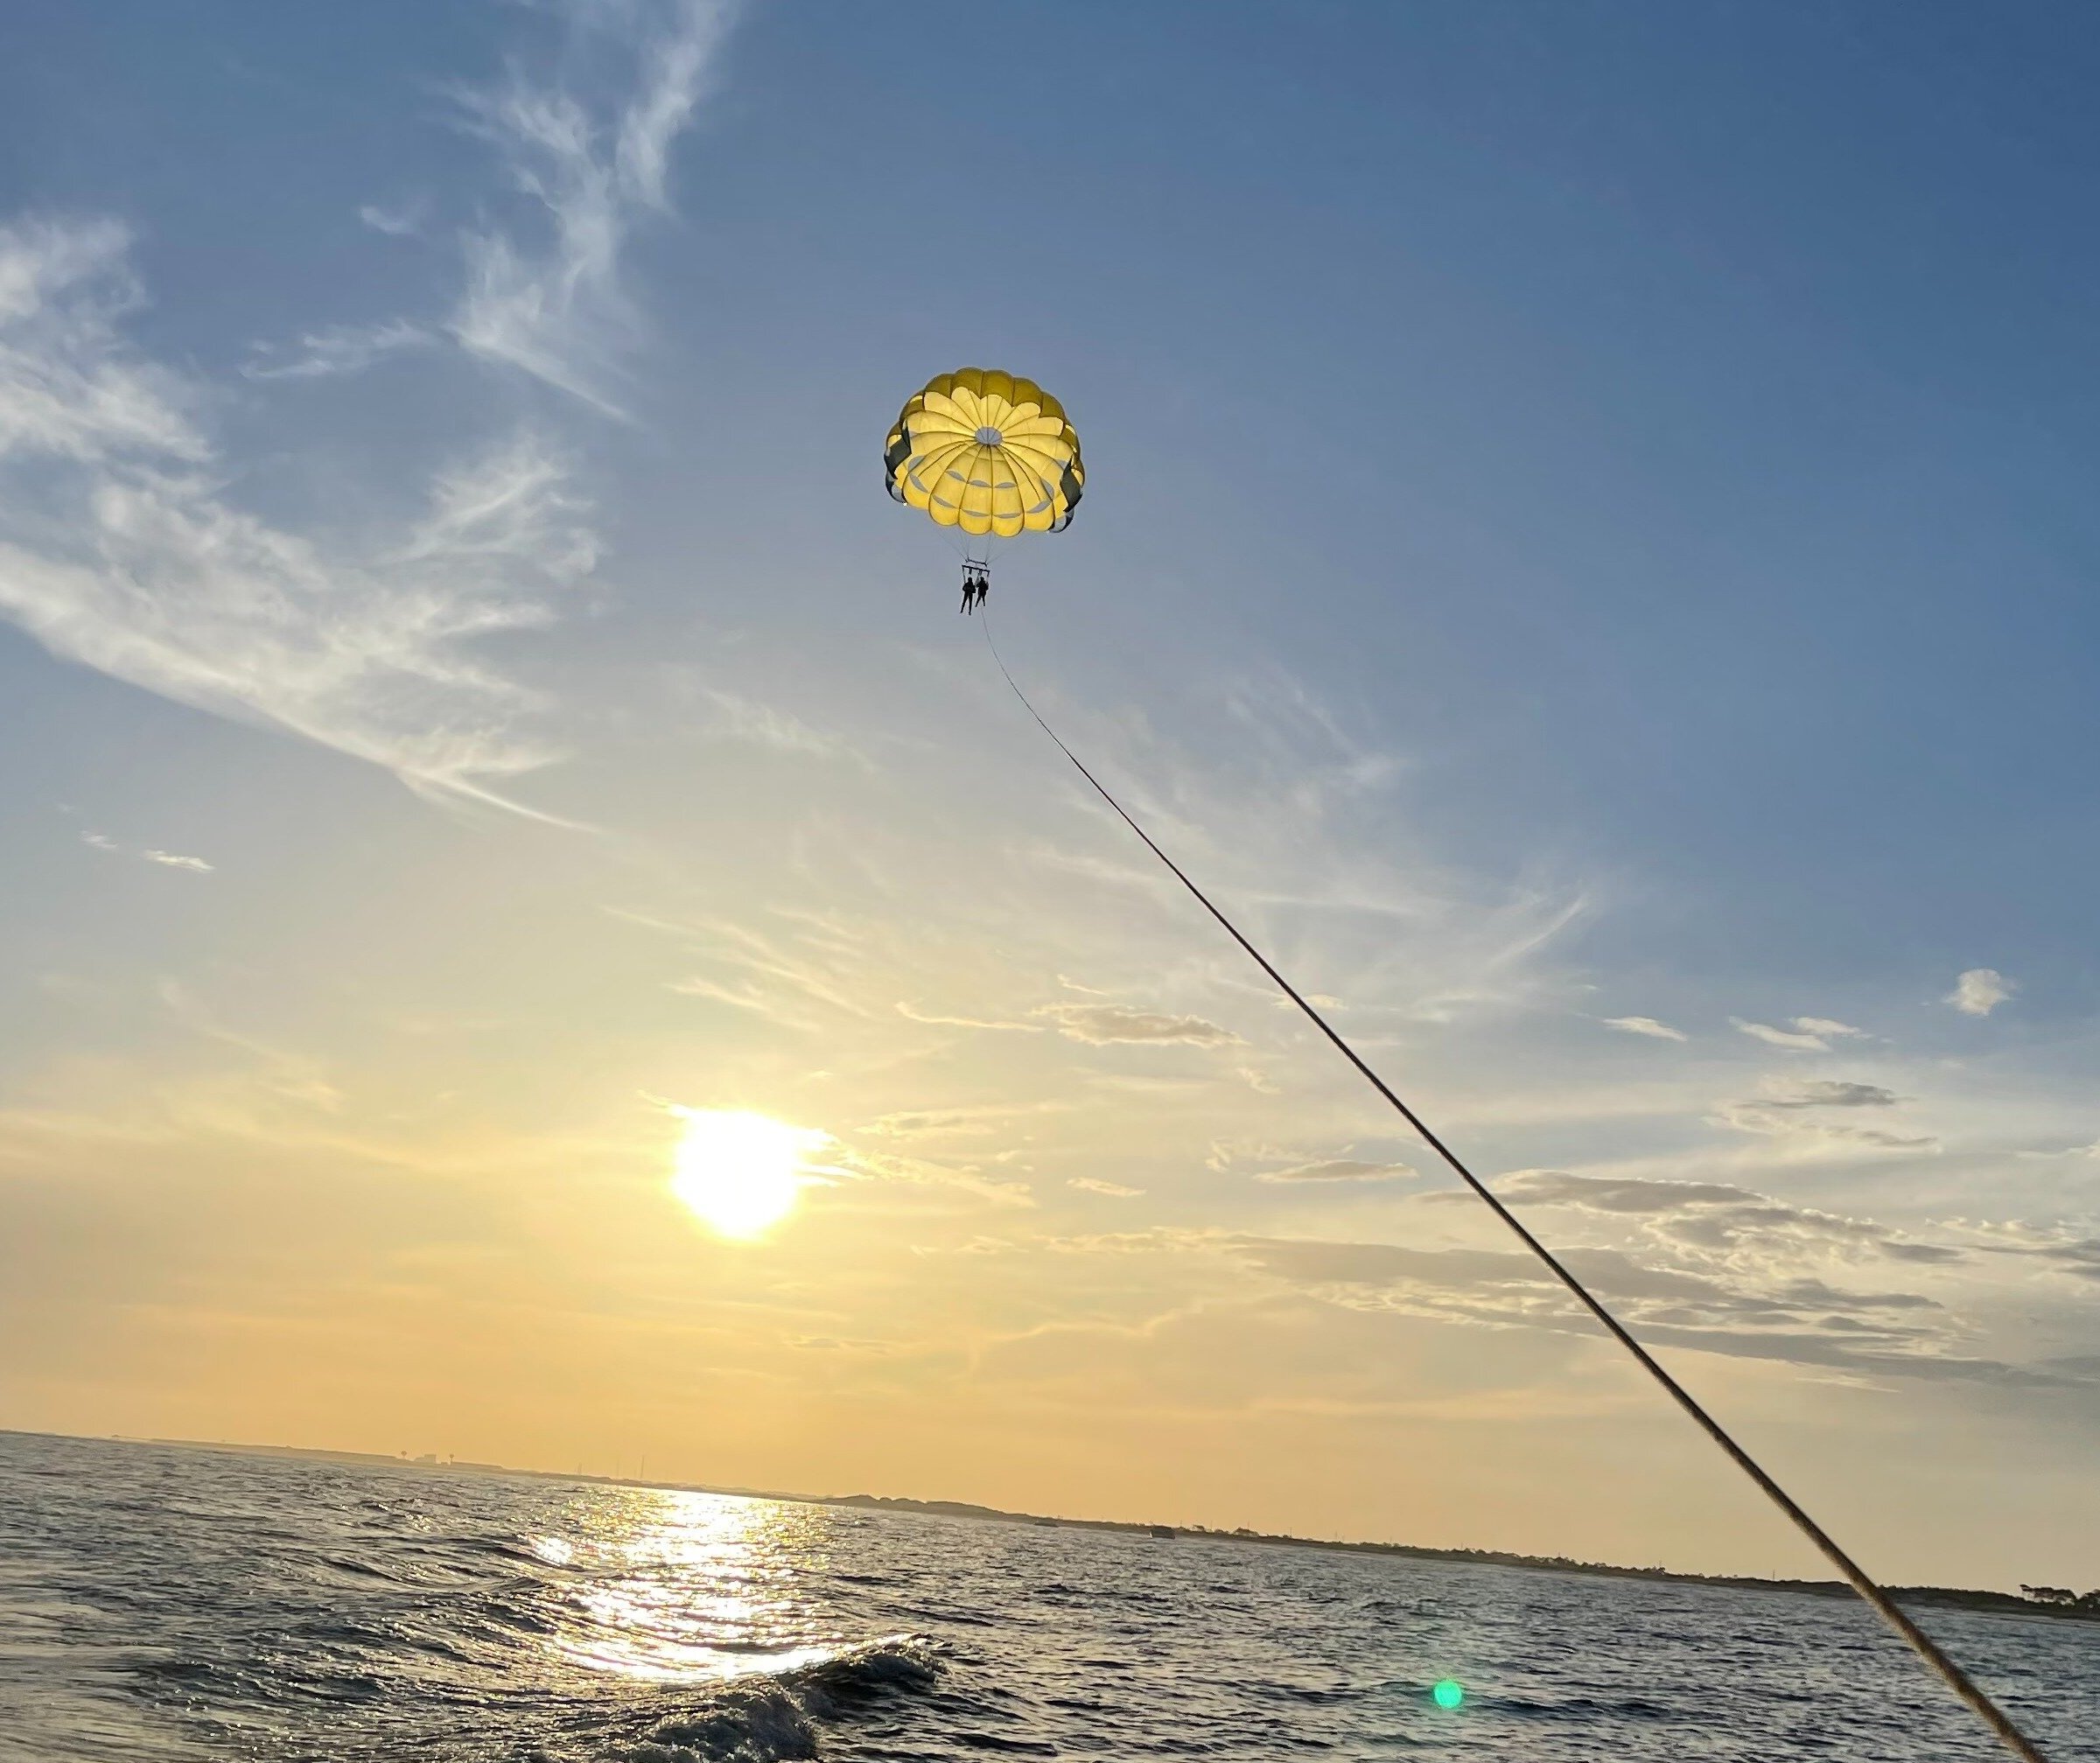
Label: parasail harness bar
xmin=979 ymin=610 xmax=2049 ymax=1763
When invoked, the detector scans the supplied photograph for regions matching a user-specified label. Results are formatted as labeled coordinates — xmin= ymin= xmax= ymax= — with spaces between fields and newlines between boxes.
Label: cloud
xmin=1717 ymin=1080 xmax=1936 ymax=1151
xmin=448 ymin=0 xmax=735 ymax=416
xmin=0 ymin=14 xmax=738 ymax=816
xmin=1962 ymin=1221 xmax=2100 ymax=1283
xmin=694 ymin=688 xmax=863 ymax=763
xmin=1879 ymin=1241 xmax=1968 ymax=1266
xmin=1206 ymin=1138 xmax=1293 ymax=1173
xmin=1034 ymin=1003 xmax=1242 ymax=1047
xmin=830 ymin=1143 xmax=1033 ymax=1208
xmin=1717 ymin=1113 xmax=1938 ymax=1152
xmin=1753 ymin=1081 xmax=1900 ymax=1109
xmin=1476 ymin=1169 xmax=1965 ymax=1269
xmin=241 ymin=3 xmax=733 ymax=410
xmin=242 ymin=318 xmax=433 ymax=381
xmin=894 ymin=1002 xmax=1042 ymax=1033
xmin=1235 ymin=1235 xmax=1567 ymax=1293
xmin=1793 ymin=1017 xmax=1866 ymax=1039
xmin=1626 ymin=1325 xmax=2069 ymax=1389
xmin=0 ymin=241 xmax=597 ymax=813
xmin=1643 ymin=1199 xmax=1894 ymax=1253
xmin=619 ymin=904 xmax=960 ymax=1034
xmin=1601 ymin=1015 xmax=1686 ymax=1042
xmin=1069 ymin=1177 xmax=1144 ymax=1199
xmin=1025 ymin=670 xmax=1592 ymax=1034
xmin=1947 ymin=969 xmax=2012 ymax=1018
xmin=1732 ymin=1019 xmax=1826 ymax=1051
xmin=1254 ymin=1158 xmax=1413 ymax=1185
xmin=1223 ymin=1231 xmax=2045 ymax=1387
xmin=860 ymin=1111 xmax=997 ymax=1139
xmin=1731 ymin=1016 xmax=1866 ymax=1052
xmin=358 ymin=200 xmax=425 ymax=238
xmin=0 ymin=219 xmax=201 ymax=463
xmin=1233 ymin=1235 xmax=1779 ymax=1312
xmin=80 ymin=831 xmax=214 ymax=873
xmin=1634 ymin=1194 xmax=1956 ymax=1264
xmin=858 ymin=1102 xmax=1069 ymax=1139
xmin=1480 ymin=1170 xmax=1762 ymax=1214
xmin=0 ymin=215 xmax=608 ymax=815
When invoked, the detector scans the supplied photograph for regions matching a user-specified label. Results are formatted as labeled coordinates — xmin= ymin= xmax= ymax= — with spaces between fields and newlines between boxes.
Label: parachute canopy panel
xmin=885 ymin=368 xmax=1084 ymax=538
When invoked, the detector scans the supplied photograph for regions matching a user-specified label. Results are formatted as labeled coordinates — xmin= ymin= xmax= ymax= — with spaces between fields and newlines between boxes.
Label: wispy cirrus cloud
xmin=0 ymin=9 xmax=741 ymax=815
xmin=0 ymin=225 xmax=596 ymax=815
xmin=894 ymin=1002 xmax=1042 ymax=1032
xmin=830 ymin=1142 xmax=1034 ymax=1208
xmin=618 ymin=904 xmax=900 ymax=1032
xmin=0 ymin=218 xmax=200 ymax=462
xmin=691 ymin=687 xmax=865 ymax=765
xmin=1019 ymin=667 xmax=1592 ymax=1034
xmin=1254 ymin=1158 xmax=1414 ymax=1185
xmin=242 ymin=318 xmax=433 ymax=381
xmin=234 ymin=0 xmax=731 ymax=409
xmin=358 ymin=199 xmax=426 ymax=239
xmin=449 ymin=0 xmax=735 ymax=416
xmin=1035 ymin=1003 xmax=1243 ymax=1047
xmin=252 ymin=3 xmax=734 ymax=411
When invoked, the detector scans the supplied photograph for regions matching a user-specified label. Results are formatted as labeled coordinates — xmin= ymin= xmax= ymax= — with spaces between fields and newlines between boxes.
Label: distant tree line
xmin=2020 ymin=1585 xmax=2100 ymax=1609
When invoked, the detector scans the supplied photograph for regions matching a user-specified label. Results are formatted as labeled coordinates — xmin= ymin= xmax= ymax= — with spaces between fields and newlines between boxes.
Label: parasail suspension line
xmin=978 ymin=611 xmax=2048 ymax=1763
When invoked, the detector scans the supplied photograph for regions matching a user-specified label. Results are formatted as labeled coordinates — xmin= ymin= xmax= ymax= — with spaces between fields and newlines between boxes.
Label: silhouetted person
xmin=961 ymin=572 xmax=976 ymax=614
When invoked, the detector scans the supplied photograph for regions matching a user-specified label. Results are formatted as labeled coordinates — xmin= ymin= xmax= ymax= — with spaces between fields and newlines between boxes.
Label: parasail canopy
xmin=885 ymin=368 xmax=1084 ymax=539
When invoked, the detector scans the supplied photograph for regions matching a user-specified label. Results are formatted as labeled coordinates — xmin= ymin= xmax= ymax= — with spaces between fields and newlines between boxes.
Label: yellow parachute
xmin=885 ymin=368 xmax=1084 ymax=539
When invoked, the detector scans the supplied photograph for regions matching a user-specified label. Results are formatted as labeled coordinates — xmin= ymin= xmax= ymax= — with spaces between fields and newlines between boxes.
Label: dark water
xmin=0 ymin=1432 xmax=2090 ymax=1761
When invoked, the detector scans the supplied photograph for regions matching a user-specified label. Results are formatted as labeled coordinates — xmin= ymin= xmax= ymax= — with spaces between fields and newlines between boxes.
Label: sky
xmin=3 ymin=0 xmax=2098 ymax=1590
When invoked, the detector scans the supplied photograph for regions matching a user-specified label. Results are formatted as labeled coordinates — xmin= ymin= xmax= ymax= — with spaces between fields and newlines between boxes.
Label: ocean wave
xmin=566 ymin=1636 xmax=946 ymax=1763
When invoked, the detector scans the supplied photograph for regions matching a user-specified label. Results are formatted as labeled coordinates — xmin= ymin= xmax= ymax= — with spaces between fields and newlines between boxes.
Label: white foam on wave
xmin=592 ymin=1635 xmax=945 ymax=1763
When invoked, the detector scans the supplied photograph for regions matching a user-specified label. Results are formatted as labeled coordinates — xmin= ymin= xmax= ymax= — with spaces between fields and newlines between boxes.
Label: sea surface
xmin=0 ymin=1432 xmax=2090 ymax=1762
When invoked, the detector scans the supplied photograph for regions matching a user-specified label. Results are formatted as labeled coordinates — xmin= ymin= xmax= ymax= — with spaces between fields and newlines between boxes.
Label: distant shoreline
xmin=18 ymin=1427 xmax=2094 ymax=1625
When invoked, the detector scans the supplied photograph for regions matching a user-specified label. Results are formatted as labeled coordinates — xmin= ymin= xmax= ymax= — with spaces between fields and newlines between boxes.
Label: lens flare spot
xmin=669 ymin=1109 xmax=826 ymax=1241
xmin=1432 ymin=1679 xmax=1465 ymax=1710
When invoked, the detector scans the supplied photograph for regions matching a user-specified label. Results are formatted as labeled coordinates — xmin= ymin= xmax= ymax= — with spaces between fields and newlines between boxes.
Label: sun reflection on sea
xmin=550 ymin=1487 xmax=836 ymax=1683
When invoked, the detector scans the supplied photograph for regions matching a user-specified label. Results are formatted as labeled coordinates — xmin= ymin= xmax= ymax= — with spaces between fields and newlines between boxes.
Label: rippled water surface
xmin=0 ymin=1431 xmax=2090 ymax=1761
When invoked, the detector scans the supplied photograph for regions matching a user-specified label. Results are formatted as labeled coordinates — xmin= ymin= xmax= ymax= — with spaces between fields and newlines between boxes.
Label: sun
xmin=669 ymin=1109 xmax=826 ymax=1240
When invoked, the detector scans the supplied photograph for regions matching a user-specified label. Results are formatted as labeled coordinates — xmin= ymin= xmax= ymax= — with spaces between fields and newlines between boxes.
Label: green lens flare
xmin=1432 ymin=1679 xmax=1465 ymax=1710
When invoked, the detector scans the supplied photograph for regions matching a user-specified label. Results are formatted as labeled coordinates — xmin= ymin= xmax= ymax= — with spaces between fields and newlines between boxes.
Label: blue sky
xmin=4 ymin=1 xmax=2098 ymax=1587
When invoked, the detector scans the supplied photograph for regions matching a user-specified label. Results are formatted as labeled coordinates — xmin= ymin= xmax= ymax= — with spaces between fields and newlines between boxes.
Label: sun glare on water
xmin=669 ymin=1109 xmax=826 ymax=1240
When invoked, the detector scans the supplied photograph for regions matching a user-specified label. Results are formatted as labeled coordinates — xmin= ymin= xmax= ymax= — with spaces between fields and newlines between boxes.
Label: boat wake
xmin=550 ymin=1637 xmax=947 ymax=1763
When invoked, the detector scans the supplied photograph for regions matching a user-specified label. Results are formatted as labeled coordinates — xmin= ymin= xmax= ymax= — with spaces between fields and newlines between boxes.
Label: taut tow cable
xmin=980 ymin=611 xmax=2048 ymax=1763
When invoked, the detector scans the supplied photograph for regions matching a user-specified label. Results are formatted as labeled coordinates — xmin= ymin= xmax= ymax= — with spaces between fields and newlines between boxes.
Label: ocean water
xmin=0 ymin=1432 xmax=2090 ymax=1763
